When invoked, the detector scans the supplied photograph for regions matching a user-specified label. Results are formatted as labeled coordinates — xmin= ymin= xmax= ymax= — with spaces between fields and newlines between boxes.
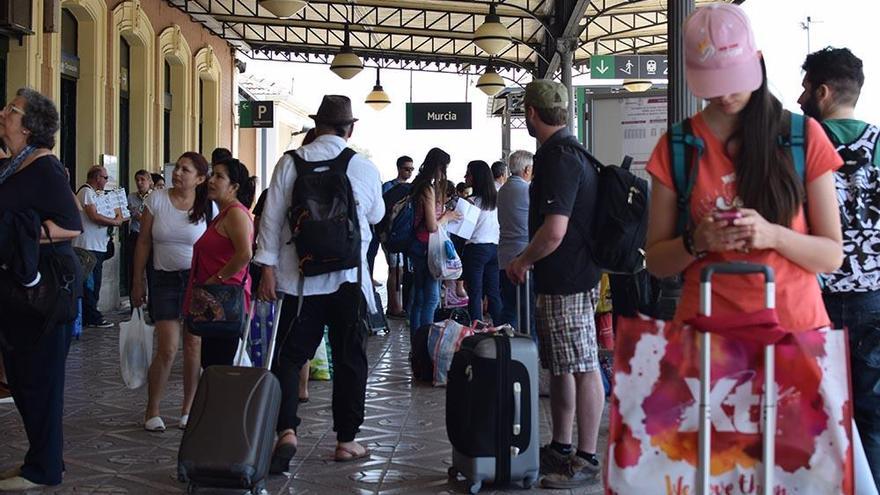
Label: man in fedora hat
xmin=255 ymin=94 xmax=384 ymax=470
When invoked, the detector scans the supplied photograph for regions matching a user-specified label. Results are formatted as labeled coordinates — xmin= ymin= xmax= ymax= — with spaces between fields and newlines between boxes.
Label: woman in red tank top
xmin=185 ymin=159 xmax=256 ymax=368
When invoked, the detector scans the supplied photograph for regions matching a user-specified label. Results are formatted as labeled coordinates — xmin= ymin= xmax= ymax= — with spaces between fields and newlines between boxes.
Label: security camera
xmin=235 ymin=59 xmax=247 ymax=74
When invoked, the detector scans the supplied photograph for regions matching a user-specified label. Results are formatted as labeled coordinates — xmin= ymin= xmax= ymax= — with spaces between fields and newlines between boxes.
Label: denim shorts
xmin=150 ymin=269 xmax=190 ymax=322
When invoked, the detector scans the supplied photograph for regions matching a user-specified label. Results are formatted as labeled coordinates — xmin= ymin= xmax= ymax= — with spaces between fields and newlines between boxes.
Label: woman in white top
xmin=463 ymin=160 xmax=502 ymax=323
xmin=131 ymin=152 xmax=214 ymax=432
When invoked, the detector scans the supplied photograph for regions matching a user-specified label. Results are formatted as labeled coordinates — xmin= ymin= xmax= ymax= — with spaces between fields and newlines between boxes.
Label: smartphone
xmin=714 ymin=209 xmax=741 ymax=226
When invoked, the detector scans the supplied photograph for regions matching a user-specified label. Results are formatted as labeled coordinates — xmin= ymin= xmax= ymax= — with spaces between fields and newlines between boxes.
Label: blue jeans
xmin=408 ymin=256 xmax=439 ymax=339
xmin=824 ymin=290 xmax=880 ymax=489
xmin=498 ymin=269 xmax=536 ymax=340
xmin=462 ymin=243 xmax=502 ymax=323
xmin=82 ymin=249 xmax=108 ymax=324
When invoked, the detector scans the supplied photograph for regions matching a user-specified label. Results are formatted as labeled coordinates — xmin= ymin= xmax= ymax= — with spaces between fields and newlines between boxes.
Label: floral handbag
xmin=185 ymin=252 xmax=248 ymax=338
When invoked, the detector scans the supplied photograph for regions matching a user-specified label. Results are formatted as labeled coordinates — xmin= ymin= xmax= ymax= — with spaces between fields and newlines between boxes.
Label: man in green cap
xmin=507 ymin=79 xmax=603 ymax=488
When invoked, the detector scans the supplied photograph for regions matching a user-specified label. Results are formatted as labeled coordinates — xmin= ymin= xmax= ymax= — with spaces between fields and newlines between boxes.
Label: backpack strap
xmin=784 ymin=112 xmax=806 ymax=183
xmin=669 ymin=118 xmax=703 ymax=235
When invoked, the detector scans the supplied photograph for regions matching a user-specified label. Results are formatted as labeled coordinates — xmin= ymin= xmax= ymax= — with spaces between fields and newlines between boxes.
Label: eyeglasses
xmin=100 ymin=176 xmax=109 ymax=180
xmin=3 ymin=103 xmax=25 ymax=116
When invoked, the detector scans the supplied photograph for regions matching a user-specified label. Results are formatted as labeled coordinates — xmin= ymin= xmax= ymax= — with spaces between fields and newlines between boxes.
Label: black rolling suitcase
xmin=177 ymin=299 xmax=285 ymax=494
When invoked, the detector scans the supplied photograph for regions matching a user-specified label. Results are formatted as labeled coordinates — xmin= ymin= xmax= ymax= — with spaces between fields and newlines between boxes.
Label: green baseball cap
xmin=524 ymin=80 xmax=568 ymax=109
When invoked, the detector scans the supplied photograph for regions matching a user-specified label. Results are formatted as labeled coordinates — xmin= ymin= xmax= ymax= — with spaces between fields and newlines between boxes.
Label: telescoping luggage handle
xmin=233 ymin=298 xmax=284 ymax=371
xmin=698 ymin=263 xmax=776 ymax=495
xmin=515 ymin=271 xmax=531 ymax=338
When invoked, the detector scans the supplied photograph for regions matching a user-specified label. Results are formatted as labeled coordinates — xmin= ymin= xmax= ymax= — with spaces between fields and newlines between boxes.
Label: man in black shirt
xmin=507 ymin=80 xmax=602 ymax=488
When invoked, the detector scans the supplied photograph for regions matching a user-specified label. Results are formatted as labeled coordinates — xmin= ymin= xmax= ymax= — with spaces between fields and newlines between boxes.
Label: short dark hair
xmin=211 ymin=147 xmax=233 ymax=165
xmin=802 ymin=47 xmax=865 ymax=107
xmin=17 ymin=88 xmax=59 ymax=149
xmin=491 ymin=160 xmax=507 ymax=180
xmin=528 ymin=104 xmax=568 ymax=127
xmin=135 ymin=169 xmax=151 ymax=180
xmin=214 ymin=158 xmax=257 ymax=208
xmin=150 ymin=173 xmax=164 ymax=184
xmin=397 ymin=155 xmax=413 ymax=168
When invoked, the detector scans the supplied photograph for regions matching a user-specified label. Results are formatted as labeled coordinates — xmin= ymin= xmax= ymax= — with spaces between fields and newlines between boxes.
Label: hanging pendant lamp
xmin=330 ymin=25 xmax=363 ymax=79
xmin=473 ymin=3 xmax=512 ymax=56
xmin=476 ymin=66 xmax=505 ymax=96
xmin=258 ymin=0 xmax=307 ymax=18
xmin=365 ymin=68 xmax=391 ymax=110
xmin=623 ymin=79 xmax=653 ymax=93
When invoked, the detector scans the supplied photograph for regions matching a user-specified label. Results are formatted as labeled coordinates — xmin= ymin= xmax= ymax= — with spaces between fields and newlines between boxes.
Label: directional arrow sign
xmin=590 ymin=55 xmax=616 ymax=79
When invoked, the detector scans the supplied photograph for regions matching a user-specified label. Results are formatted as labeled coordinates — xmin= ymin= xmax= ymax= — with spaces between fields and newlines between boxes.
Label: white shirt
xmin=254 ymin=135 xmax=384 ymax=311
xmin=72 ymin=185 xmax=110 ymax=252
xmin=467 ymin=197 xmax=500 ymax=245
xmin=145 ymin=189 xmax=211 ymax=272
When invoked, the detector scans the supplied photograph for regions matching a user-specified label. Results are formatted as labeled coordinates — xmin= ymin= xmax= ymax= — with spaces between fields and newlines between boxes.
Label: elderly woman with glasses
xmin=0 ymin=88 xmax=83 ymax=491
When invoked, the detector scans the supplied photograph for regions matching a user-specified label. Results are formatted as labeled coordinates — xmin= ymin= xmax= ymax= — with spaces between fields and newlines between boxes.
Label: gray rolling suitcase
xmin=698 ymin=264 xmax=776 ymax=495
xmin=446 ymin=273 xmax=539 ymax=494
xmin=177 ymin=299 xmax=285 ymax=495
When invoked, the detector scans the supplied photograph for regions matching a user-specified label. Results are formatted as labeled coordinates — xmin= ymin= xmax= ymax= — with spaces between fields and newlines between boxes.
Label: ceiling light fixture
xmin=258 ymin=0 xmax=307 ymax=18
xmin=476 ymin=66 xmax=505 ymax=96
xmin=473 ymin=3 xmax=512 ymax=56
xmin=365 ymin=67 xmax=391 ymax=110
xmin=330 ymin=24 xmax=363 ymax=79
xmin=622 ymin=79 xmax=653 ymax=92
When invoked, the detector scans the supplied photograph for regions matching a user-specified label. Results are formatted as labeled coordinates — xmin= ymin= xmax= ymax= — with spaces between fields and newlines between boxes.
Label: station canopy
xmin=168 ymin=0 xmax=738 ymax=80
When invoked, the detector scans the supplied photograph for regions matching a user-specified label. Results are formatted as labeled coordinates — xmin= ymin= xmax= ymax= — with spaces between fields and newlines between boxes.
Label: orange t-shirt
xmin=646 ymin=112 xmax=843 ymax=331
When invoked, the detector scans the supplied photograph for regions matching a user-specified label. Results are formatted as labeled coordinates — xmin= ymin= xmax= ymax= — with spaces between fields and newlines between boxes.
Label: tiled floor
xmin=0 ymin=312 xmax=607 ymax=494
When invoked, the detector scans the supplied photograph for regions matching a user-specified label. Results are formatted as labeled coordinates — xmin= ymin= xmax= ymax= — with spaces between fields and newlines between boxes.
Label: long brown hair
xmin=411 ymin=148 xmax=451 ymax=207
xmin=179 ymin=151 xmax=212 ymax=224
xmin=731 ymin=58 xmax=804 ymax=226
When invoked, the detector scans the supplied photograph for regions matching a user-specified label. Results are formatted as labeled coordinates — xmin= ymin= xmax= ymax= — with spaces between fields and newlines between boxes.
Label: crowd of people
xmin=1 ymin=2 xmax=880 ymax=492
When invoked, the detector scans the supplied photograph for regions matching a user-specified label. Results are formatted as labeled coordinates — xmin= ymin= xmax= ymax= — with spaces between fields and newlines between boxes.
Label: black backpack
xmin=375 ymin=182 xmax=414 ymax=252
xmin=287 ymin=148 xmax=361 ymax=277
xmin=565 ymin=137 xmax=649 ymax=274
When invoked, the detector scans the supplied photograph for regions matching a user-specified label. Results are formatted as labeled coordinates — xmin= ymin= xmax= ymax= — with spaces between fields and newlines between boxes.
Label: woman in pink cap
xmin=644 ymin=3 xmax=844 ymax=331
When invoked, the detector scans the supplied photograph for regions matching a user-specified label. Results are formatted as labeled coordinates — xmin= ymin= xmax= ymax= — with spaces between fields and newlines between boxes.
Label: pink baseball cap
xmin=684 ymin=3 xmax=762 ymax=99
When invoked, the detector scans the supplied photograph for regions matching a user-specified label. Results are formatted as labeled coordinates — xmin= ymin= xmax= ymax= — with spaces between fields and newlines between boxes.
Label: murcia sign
xmin=406 ymin=103 xmax=472 ymax=130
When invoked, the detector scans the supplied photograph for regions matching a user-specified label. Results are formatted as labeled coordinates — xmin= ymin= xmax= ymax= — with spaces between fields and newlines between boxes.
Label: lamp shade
xmin=365 ymin=85 xmax=391 ymax=110
xmin=259 ymin=0 xmax=307 ymax=18
xmin=623 ymin=79 xmax=653 ymax=93
xmin=330 ymin=48 xmax=363 ymax=79
xmin=476 ymin=68 xmax=505 ymax=96
xmin=473 ymin=6 xmax=511 ymax=56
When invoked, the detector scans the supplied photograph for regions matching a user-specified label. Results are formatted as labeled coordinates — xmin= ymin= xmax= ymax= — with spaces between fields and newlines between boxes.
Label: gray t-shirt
xmin=497 ymin=175 xmax=530 ymax=269
xmin=128 ymin=191 xmax=147 ymax=233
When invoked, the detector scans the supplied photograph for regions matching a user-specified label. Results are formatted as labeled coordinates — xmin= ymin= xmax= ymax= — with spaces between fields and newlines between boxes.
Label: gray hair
xmin=17 ymin=88 xmax=59 ymax=149
xmin=508 ymin=150 xmax=534 ymax=176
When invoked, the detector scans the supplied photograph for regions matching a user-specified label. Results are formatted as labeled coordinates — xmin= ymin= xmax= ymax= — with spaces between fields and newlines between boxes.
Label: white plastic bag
xmin=119 ymin=309 xmax=154 ymax=389
xmin=427 ymin=226 xmax=463 ymax=280
xmin=233 ymin=337 xmax=253 ymax=367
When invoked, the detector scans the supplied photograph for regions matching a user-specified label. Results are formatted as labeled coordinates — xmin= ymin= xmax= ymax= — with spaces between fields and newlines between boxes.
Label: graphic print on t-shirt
xmin=820 ymin=124 xmax=880 ymax=293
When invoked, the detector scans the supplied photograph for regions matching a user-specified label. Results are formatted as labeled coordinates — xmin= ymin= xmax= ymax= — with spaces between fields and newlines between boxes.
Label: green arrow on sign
xmin=590 ymin=55 xmax=615 ymax=79
xmin=239 ymin=101 xmax=253 ymax=128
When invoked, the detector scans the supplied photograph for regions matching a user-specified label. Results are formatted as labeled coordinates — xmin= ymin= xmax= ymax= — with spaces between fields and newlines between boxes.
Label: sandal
xmin=269 ymin=431 xmax=297 ymax=474
xmin=334 ymin=445 xmax=370 ymax=463
xmin=144 ymin=416 xmax=166 ymax=432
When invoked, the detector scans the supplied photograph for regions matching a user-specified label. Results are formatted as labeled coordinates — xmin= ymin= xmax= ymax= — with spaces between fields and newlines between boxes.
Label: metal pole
xmin=502 ymin=95 xmax=512 ymax=160
xmin=667 ymin=0 xmax=698 ymax=126
xmin=559 ymin=39 xmax=575 ymax=132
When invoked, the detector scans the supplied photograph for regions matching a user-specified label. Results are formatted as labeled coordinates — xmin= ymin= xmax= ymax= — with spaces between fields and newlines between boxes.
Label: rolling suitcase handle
xmin=698 ymin=263 xmax=775 ymax=495
xmin=515 ymin=271 xmax=531 ymax=337
xmin=264 ymin=298 xmax=284 ymax=371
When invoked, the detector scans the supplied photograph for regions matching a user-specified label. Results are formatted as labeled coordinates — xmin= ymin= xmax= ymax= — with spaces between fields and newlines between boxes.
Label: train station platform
xmin=0 ymin=312 xmax=607 ymax=494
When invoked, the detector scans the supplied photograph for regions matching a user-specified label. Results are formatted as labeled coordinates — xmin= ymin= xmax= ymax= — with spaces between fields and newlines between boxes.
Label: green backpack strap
xmin=669 ymin=118 xmax=704 ymax=235
xmin=787 ymin=112 xmax=806 ymax=182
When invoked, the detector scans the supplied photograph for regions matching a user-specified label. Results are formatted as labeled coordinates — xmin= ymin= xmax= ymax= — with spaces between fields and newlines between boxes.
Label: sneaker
xmin=539 ymin=446 xmax=598 ymax=489
xmin=444 ymin=287 xmax=469 ymax=309
xmin=87 ymin=319 xmax=114 ymax=329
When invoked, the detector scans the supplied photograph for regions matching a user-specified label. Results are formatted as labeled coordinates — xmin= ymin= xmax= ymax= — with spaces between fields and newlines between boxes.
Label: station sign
xmin=240 ymin=100 xmax=275 ymax=128
xmin=590 ymin=54 xmax=667 ymax=79
xmin=406 ymin=102 xmax=472 ymax=130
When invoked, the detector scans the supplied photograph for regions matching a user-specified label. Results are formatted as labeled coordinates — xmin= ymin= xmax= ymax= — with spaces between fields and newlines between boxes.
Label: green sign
xmin=239 ymin=100 xmax=274 ymax=128
xmin=589 ymin=55 xmax=667 ymax=80
xmin=590 ymin=55 xmax=615 ymax=79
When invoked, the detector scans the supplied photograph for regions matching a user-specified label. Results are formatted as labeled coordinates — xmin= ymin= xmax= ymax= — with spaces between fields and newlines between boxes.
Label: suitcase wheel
xmin=522 ymin=475 xmax=538 ymax=489
xmin=447 ymin=466 xmax=457 ymax=480
xmin=468 ymin=480 xmax=482 ymax=494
